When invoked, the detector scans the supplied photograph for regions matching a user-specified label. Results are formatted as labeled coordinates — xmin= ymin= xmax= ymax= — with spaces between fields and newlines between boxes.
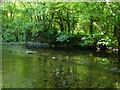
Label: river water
xmin=1 ymin=45 xmax=120 ymax=88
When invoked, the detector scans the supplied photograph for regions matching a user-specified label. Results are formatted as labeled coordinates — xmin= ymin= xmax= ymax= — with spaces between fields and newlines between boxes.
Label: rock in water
xmin=52 ymin=57 xmax=56 ymax=59
xmin=26 ymin=51 xmax=37 ymax=54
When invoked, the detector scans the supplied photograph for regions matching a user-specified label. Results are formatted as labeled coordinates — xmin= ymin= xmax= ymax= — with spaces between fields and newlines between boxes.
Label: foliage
xmin=56 ymin=32 xmax=74 ymax=42
xmin=1 ymin=2 xmax=120 ymax=49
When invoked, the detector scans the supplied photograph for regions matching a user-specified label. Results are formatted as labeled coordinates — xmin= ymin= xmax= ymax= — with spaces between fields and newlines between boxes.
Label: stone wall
xmin=26 ymin=41 xmax=50 ymax=48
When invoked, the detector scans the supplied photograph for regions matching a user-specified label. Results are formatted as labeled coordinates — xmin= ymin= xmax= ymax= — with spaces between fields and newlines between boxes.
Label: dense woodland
xmin=1 ymin=2 xmax=120 ymax=53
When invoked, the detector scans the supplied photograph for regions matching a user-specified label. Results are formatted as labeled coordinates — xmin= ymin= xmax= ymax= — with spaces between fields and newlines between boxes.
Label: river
xmin=1 ymin=44 xmax=120 ymax=88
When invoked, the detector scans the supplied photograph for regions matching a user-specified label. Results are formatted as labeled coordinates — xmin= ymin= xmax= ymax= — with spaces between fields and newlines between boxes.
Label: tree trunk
xmin=114 ymin=20 xmax=120 ymax=56
xmin=67 ymin=12 xmax=70 ymax=33
xmin=118 ymin=23 xmax=120 ymax=57
xmin=59 ymin=18 xmax=64 ymax=32
xmin=90 ymin=17 xmax=93 ymax=37
xmin=15 ymin=34 xmax=18 ymax=42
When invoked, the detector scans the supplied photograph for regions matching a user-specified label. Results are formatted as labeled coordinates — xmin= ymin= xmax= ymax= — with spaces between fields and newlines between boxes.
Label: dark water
xmin=2 ymin=45 xmax=120 ymax=88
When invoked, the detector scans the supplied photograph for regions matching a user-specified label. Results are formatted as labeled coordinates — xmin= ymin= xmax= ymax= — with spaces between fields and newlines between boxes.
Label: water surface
xmin=2 ymin=45 xmax=120 ymax=88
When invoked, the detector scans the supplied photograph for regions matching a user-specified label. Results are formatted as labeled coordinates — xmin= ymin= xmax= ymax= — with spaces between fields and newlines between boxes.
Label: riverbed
xmin=1 ymin=44 xmax=120 ymax=88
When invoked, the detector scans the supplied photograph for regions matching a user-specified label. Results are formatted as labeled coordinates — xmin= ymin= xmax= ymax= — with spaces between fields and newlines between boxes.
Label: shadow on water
xmin=2 ymin=45 xmax=120 ymax=88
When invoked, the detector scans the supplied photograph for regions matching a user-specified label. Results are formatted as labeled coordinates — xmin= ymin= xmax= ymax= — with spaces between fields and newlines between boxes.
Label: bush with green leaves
xmin=1 ymin=2 xmax=120 ymax=51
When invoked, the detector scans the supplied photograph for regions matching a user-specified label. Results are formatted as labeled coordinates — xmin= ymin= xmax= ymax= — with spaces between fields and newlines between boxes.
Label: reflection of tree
xmin=50 ymin=64 xmax=79 ymax=88
xmin=37 ymin=56 xmax=51 ymax=87
xmin=83 ymin=53 xmax=118 ymax=88
xmin=84 ymin=54 xmax=96 ymax=88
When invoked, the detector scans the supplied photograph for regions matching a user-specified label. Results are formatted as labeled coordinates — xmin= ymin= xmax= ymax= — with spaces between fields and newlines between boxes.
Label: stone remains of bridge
xmin=26 ymin=41 xmax=50 ymax=48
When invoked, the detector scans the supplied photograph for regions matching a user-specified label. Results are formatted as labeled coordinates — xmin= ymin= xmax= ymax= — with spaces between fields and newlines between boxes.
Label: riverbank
xmin=1 ymin=42 xmax=25 ymax=45
xmin=1 ymin=42 xmax=119 ymax=54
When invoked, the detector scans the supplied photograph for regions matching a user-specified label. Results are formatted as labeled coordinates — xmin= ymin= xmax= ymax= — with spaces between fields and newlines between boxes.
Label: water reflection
xmin=2 ymin=45 xmax=120 ymax=88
